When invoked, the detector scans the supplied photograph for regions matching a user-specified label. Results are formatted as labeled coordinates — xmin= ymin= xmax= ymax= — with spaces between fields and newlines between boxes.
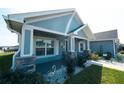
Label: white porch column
xmin=21 ymin=25 xmax=33 ymax=57
xmin=87 ymin=40 xmax=90 ymax=50
xmin=70 ymin=37 xmax=75 ymax=52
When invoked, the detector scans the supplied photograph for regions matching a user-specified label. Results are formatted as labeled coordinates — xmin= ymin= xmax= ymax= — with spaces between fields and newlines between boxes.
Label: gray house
xmin=3 ymin=9 xmax=119 ymax=71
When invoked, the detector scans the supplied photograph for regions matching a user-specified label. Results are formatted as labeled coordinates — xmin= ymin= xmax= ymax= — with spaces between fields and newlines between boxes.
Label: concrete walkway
xmin=86 ymin=60 xmax=124 ymax=71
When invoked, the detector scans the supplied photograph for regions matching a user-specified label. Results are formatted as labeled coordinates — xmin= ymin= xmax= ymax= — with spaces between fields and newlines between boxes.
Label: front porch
xmin=13 ymin=28 xmax=89 ymax=73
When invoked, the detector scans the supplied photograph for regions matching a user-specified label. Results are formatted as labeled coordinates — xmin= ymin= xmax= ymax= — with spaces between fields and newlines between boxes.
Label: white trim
xmin=65 ymin=11 xmax=76 ymax=34
xmin=25 ymin=12 xmax=73 ymax=24
xmin=90 ymin=38 xmax=117 ymax=42
xmin=79 ymin=41 xmax=86 ymax=52
xmin=70 ymin=37 xmax=75 ymax=52
xmin=30 ymin=29 xmax=33 ymax=56
xmin=6 ymin=8 xmax=75 ymax=23
xmin=74 ymin=24 xmax=87 ymax=34
xmin=21 ymin=25 xmax=33 ymax=57
xmin=20 ymin=24 xmax=25 ymax=56
xmin=35 ymin=37 xmax=58 ymax=57
xmin=54 ymin=39 xmax=59 ymax=55
xmin=72 ymin=35 xmax=88 ymax=40
xmin=26 ymin=25 xmax=66 ymax=36
xmin=87 ymin=40 xmax=90 ymax=50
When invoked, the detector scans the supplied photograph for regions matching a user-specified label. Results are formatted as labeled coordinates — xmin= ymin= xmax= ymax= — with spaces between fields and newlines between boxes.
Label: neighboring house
xmin=2 ymin=45 xmax=19 ymax=52
xmin=3 ymin=8 xmax=119 ymax=71
xmin=90 ymin=29 xmax=119 ymax=57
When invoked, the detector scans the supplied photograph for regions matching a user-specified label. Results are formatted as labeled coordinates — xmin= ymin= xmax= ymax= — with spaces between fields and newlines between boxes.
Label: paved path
xmin=86 ymin=60 xmax=124 ymax=71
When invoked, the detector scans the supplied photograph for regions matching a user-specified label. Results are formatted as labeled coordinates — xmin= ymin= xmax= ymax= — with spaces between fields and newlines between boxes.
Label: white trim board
xmin=6 ymin=8 xmax=75 ymax=23
xmin=25 ymin=12 xmax=73 ymax=24
xmin=26 ymin=25 xmax=66 ymax=36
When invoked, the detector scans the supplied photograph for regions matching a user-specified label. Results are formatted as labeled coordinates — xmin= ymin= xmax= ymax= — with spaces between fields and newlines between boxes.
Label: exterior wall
xmin=33 ymin=30 xmax=68 ymax=63
xmin=29 ymin=14 xmax=72 ymax=34
xmin=68 ymin=16 xmax=83 ymax=32
xmin=77 ymin=29 xmax=88 ymax=38
xmin=90 ymin=40 xmax=115 ymax=56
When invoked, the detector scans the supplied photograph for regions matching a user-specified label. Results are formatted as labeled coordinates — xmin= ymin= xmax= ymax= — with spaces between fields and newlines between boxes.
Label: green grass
xmin=0 ymin=53 xmax=14 ymax=72
xmin=65 ymin=65 xmax=124 ymax=84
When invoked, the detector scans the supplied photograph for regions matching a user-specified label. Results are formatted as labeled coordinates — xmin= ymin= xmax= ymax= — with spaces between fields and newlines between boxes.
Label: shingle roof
xmin=94 ymin=29 xmax=118 ymax=40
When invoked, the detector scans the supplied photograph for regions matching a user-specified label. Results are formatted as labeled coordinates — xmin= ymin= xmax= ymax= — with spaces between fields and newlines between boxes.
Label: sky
xmin=0 ymin=0 xmax=124 ymax=46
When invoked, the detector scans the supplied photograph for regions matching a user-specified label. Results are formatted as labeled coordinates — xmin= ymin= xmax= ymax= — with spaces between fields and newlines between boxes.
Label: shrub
xmin=0 ymin=53 xmax=14 ymax=72
xmin=0 ymin=71 xmax=46 ymax=84
xmin=66 ymin=61 xmax=75 ymax=78
xmin=115 ymin=53 xmax=124 ymax=63
xmin=77 ymin=50 xmax=91 ymax=67
xmin=103 ymin=52 xmax=112 ymax=60
xmin=119 ymin=51 xmax=124 ymax=54
xmin=62 ymin=52 xmax=75 ymax=78
xmin=91 ymin=53 xmax=99 ymax=61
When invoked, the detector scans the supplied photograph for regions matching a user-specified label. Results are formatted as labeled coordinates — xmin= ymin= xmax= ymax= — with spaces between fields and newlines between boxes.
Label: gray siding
xmin=90 ymin=40 xmax=114 ymax=56
xmin=24 ymin=30 xmax=31 ymax=55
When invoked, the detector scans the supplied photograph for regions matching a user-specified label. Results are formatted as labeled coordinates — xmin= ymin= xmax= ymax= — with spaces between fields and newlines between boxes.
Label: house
xmin=90 ymin=29 xmax=119 ymax=57
xmin=3 ymin=8 xmax=119 ymax=72
xmin=1 ymin=45 xmax=19 ymax=52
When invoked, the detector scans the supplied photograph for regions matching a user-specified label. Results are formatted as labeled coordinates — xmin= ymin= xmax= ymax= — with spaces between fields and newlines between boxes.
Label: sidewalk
xmin=86 ymin=60 xmax=124 ymax=71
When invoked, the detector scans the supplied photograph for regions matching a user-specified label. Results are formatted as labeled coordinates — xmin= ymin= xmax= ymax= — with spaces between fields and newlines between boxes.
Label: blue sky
xmin=0 ymin=0 xmax=124 ymax=46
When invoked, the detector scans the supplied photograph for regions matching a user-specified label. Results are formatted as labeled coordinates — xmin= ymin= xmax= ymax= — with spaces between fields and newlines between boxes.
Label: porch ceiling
xmin=33 ymin=29 xmax=66 ymax=38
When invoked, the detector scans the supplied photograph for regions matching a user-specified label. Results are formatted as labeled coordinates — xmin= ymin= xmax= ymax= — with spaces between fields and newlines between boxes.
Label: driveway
xmin=86 ymin=60 xmax=124 ymax=71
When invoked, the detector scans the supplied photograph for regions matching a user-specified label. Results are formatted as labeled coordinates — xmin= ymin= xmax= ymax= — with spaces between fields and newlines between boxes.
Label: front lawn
xmin=65 ymin=65 xmax=124 ymax=84
xmin=0 ymin=53 xmax=14 ymax=72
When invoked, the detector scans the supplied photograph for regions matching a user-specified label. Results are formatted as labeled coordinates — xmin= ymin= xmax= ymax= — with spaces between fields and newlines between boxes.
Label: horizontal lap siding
xmin=29 ymin=14 xmax=72 ymax=33
xmin=90 ymin=40 xmax=114 ymax=56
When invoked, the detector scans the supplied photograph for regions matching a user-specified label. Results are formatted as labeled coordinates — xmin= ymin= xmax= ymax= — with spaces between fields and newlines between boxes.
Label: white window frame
xmin=79 ymin=41 xmax=85 ymax=52
xmin=35 ymin=37 xmax=59 ymax=57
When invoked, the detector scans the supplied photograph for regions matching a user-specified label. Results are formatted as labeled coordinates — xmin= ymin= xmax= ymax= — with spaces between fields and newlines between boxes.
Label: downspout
xmin=3 ymin=15 xmax=22 ymax=71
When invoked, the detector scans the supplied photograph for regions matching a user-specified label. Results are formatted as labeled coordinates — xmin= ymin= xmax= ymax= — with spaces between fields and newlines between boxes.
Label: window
xmin=36 ymin=39 xmax=54 ymax=56
xmin=79 ymin=42 xmax=85 ymax=52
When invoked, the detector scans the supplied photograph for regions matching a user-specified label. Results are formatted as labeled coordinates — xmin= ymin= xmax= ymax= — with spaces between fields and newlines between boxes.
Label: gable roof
xmin=94 ymin=29 xmax=118 ymax=40
xmin=3 ymin=8 xmax=86 ymax=35
xmin=5 ymin=8 xmax=75 ymax=23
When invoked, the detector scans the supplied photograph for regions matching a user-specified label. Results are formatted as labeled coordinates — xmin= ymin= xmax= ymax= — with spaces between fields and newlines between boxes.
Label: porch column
xmin=70 ymin=37 xmax=75 ymax=52
xmin=21 ymin=27 xmax=33 ymax=57
xmin=87 ymin=40 xmax=90 ymax=50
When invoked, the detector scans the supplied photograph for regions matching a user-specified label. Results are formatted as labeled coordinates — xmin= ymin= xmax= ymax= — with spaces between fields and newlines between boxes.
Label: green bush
xmin=115 ymin=53 xmax=124 ymax=63
xmin=77 ymin=50 xmax=91 ymax=67
xmin=103 ymin=52 xmax=112 ymax=60
xmin=0 ymin=71 xmax=46 ymax=84
xmin=62 ymin=52 xmax=75 ymax=78
xmin=0 ymin=53 xmax=14 ymax=72
xmin=119 ymin=51 xmax=124 ymax=54
xmin=66 ymin=61 xmax=75 ymax=78
xmin=91 ymin=53 xmax=99 ymax=61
